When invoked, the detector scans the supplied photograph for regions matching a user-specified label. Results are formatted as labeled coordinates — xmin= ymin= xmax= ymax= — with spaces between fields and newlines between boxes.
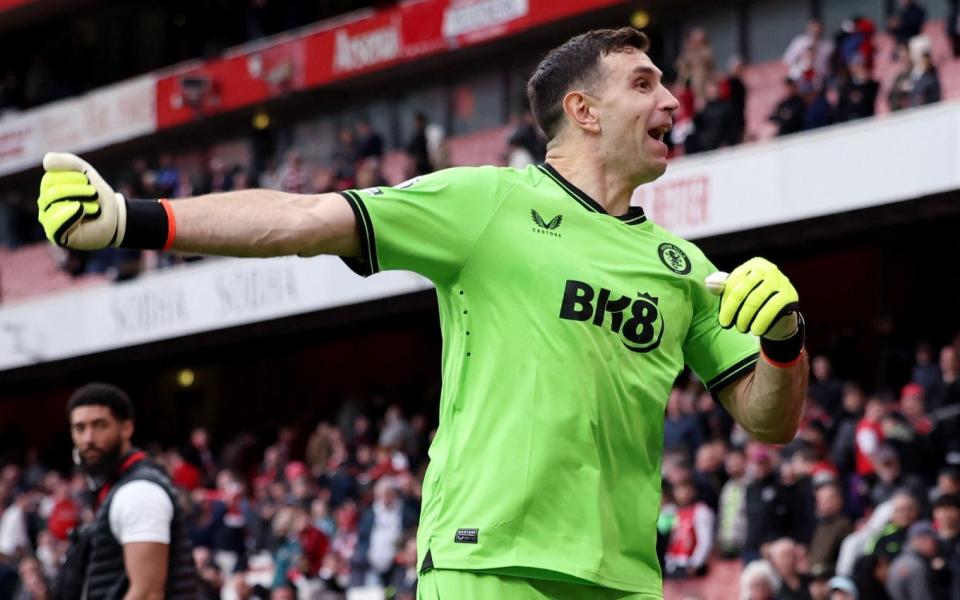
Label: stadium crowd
xmin=0 ymin=402 xmax=433 ymax=600
xmin=659 ymin=341 xmax=960 ymax=600
xmin=1 ymin=335 xmax=960 ymax=599
xmin=4 ymin=2 xmax=960 ymax=257
xmin=673 ymin=0 xmax=953 ymax=153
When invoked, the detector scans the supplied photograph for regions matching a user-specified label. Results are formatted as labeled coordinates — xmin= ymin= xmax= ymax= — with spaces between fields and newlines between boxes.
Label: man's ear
xmin=121 ymin=419 xmax=134 ymax=443
xmin=561 ymin=90 xmax=601 ymax=134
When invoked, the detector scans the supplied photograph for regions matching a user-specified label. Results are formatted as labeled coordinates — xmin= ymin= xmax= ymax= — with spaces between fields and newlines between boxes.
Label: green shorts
xmin=416 ymin=569 xmax=658 ymax=600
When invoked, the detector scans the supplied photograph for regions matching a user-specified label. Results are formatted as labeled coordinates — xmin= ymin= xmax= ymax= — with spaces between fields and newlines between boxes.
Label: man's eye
xmin=637 ymin=80 xmax=651 ymax=91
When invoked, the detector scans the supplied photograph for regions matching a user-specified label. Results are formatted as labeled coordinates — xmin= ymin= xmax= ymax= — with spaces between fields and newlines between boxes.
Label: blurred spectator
xmin=356 ymin=118 xmax=384 ymax=160
xmin=808 ymin=570 xmax=830 ymax=600
xmin=425 ymin=123 xmax=448 ymax=172
xmin=810 ymin=356 xmax=844 ymax=422
xmin=949 ymin=0 xmax=960 ymax=57
xmin=870 ymin=445 xmax=928 ymax=508
xmin=887 ymin=0 xmax=927 ymax=48
xmin=406 ymin=113 xmax=433 ymax=177
xmin=885 ymin=520 xmax=939 ymax=600
xmin=675 ymin=28 xmax=715 ymax=111
xmin=836 ymin=17 xmax=877 ymax=74
xmin=174 ymin=171 xmax=197 ymax=198
xmin=930 ymin=346 xmax=960 ymax=411
xmin=932 ymin=493 xmax=960 ymax=598
xmin=13 ymin=556 xmax=49 ymax=600
xmin=768 ymin=537 xmax=811 ymax=600
xmin=912 ymin=342 xmax=941 ymax=400
xmin=663 ymin=477 xmax=714 ymax=578
xmin=194 ymin=546 xmax=224 ymax=600
xmin=724 ymin=56 xmax=748 ymax=144
xmin=770 ymin=79 xmax=807 ymax=136
xmin=169 ymin=450 xmax=202 ymax=492
xmin=851 ymin=553 xmax=892 ymax=600
xmin=837 ymin=501 xmax=894 ymax=577
xmin=389 ymin=534 xmax=417 ymax=600
xmin=0 ymin=491 xmax=33 ymax=559
xmin=855 ymin=397 xmax=887 ymax=479
xmin=744 ymin=446 xmax=782 ymax=563
xmin=232 ymin=169 xmax=253 ymax=191
xmin=888 ymin=44 xmax=916 ymax=111
xmin=784 ymin=20 xmax=834 ymax=85
xmin=740 ymin=559 xmax=780 ymax=600
xmin=509 ymin=111 xmax=547 ymax=164
xmin=899 ymin=384 xmax=932 ymax=436
xmin=378 ymin=406 xmax=411 ymax=450
xmin=206 ymin=157 xmax=234 ymax=193
xmin=194 ymin=472 xmax=254 ymax=574
xmin=835 ymin=58 xmax=879 ymax=123
xmin=779 ymin=448 xmax=817 ymax=546
xmin=830 ymin=384 xmax=864 ymax=474
xmin=664 ymin=388 xmax=703 ymax=454
xmin=907 ymin=52 xmax=941 ymax=108
xmin=306 ymin=423 xmax=337 ymax=478
xmin=507 ymin=133 xmax=536 ymax=168
xmin=687 ymin=79 xmax=738 ymax=153
xmin=332 ymin=126 xmax=359 ymax=189
xmin=277 ymin=150 xmax=307 ymax=194
xmin=934 ymin=468 xmax=960 ymax=504
xmin=866 ymin=491 xmax=921 ymax=560
xmin=353 ymin=477 xmax=417 ymax=587
xmin=809 ymin=482 xmax=854 ymax=575
xmin=826 ymin=575 xmax=859 ymax=600
xmin=354 ymin=158 xmax=387 ymax=191
xmin=693 ymin=441 xmax=725 ymax=511
xmin=186 ymin=427 xmax=218 ymax=487
xmin=309 ymin=169 xmax=336 ymax=195
xmin=155 ymin=154 xmax=180 ymax=198
xmin=802 ymin=83 xmax=835 ymax=131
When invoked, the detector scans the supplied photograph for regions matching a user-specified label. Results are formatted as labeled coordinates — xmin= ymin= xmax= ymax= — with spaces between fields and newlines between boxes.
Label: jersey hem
xmin=705 ymin=352 xmax=760 ymax=392
xmin=425 ymin=557 xmax=663 ymax=597
xmin=338 ymin=191 xmax=379 ymax=276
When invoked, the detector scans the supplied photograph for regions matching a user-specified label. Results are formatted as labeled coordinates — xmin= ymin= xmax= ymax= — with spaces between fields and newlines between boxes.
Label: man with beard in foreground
xmin=60 ymin=383 xmax=196 ymax=600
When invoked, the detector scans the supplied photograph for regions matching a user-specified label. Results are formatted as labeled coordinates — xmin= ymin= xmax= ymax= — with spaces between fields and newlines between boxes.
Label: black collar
xmin=537 ymin=163 xmax=647 ymax=225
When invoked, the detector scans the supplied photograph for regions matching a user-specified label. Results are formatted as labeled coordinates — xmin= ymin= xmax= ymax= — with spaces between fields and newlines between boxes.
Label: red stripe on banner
xmin=0 ymin=0 xmax=37 ymax=11
xmin=155 ymin=0 xmax=627 ymax=129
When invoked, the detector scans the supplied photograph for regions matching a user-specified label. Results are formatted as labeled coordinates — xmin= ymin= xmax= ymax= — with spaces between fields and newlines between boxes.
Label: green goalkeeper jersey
xmin=340 ymin=164 xmax=758 ymax=596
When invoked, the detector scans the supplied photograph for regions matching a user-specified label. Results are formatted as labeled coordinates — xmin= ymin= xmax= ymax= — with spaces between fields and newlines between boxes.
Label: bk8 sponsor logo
xmin=558 ymin=280 xmax=664 ymax=353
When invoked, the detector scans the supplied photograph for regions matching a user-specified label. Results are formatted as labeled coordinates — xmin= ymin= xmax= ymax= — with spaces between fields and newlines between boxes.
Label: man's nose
xmin=659 ymin=87 xmax=680 ymax=115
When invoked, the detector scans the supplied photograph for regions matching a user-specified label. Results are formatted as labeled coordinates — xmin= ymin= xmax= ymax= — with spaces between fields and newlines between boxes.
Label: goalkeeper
xmin=38 ymin=28 xmax=807 ymax=600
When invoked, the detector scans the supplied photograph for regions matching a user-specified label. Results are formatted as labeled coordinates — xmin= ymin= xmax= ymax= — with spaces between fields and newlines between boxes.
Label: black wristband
xmin=120 ymin=199 xmax=169 ymax=250
xmin=760 ymin=312 xmax=806 ymax=365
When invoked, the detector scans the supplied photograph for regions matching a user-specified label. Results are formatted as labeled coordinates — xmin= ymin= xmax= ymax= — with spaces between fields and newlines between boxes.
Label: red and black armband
xmin=760 ymin=312 xmax=806 ymax=367
xmin=119 ymin=198 xmax=177 ymax=250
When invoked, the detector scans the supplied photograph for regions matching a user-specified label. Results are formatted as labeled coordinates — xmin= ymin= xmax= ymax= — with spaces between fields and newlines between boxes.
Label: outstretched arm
xmin=169 ymin=189 xmax=359 ymax=258
xmin=37 ymin=152 xmax=359 ymax=258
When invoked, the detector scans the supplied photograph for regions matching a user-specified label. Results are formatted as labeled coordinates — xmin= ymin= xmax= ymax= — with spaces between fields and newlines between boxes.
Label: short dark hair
xmin=67 ymin=383 xmax=134 ymax=422
xmin=527 ymin=27 xmax=650 ymax=140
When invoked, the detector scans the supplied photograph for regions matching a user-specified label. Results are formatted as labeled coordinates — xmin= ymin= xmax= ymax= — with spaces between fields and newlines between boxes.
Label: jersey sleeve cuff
xmin=338 ymin=191 xmax=380 ymax=277
xmin=704 ymin=352 xmax=759 ymax=394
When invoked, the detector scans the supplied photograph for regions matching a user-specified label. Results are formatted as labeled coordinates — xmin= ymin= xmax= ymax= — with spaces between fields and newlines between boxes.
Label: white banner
xmin=634 ymin=100 xmax=960 ymax=239
xmin=0 ymin=75 xmax=156 ymax=178
xmin=0 ymin=256 xmax=431 ymax=371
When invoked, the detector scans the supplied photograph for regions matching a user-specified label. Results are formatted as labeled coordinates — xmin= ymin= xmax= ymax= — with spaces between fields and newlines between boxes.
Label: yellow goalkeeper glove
xmin=37 ymin=152 xmax=126 ymax=250
xmin=710 ymin=257 xmax=800 ymax=340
